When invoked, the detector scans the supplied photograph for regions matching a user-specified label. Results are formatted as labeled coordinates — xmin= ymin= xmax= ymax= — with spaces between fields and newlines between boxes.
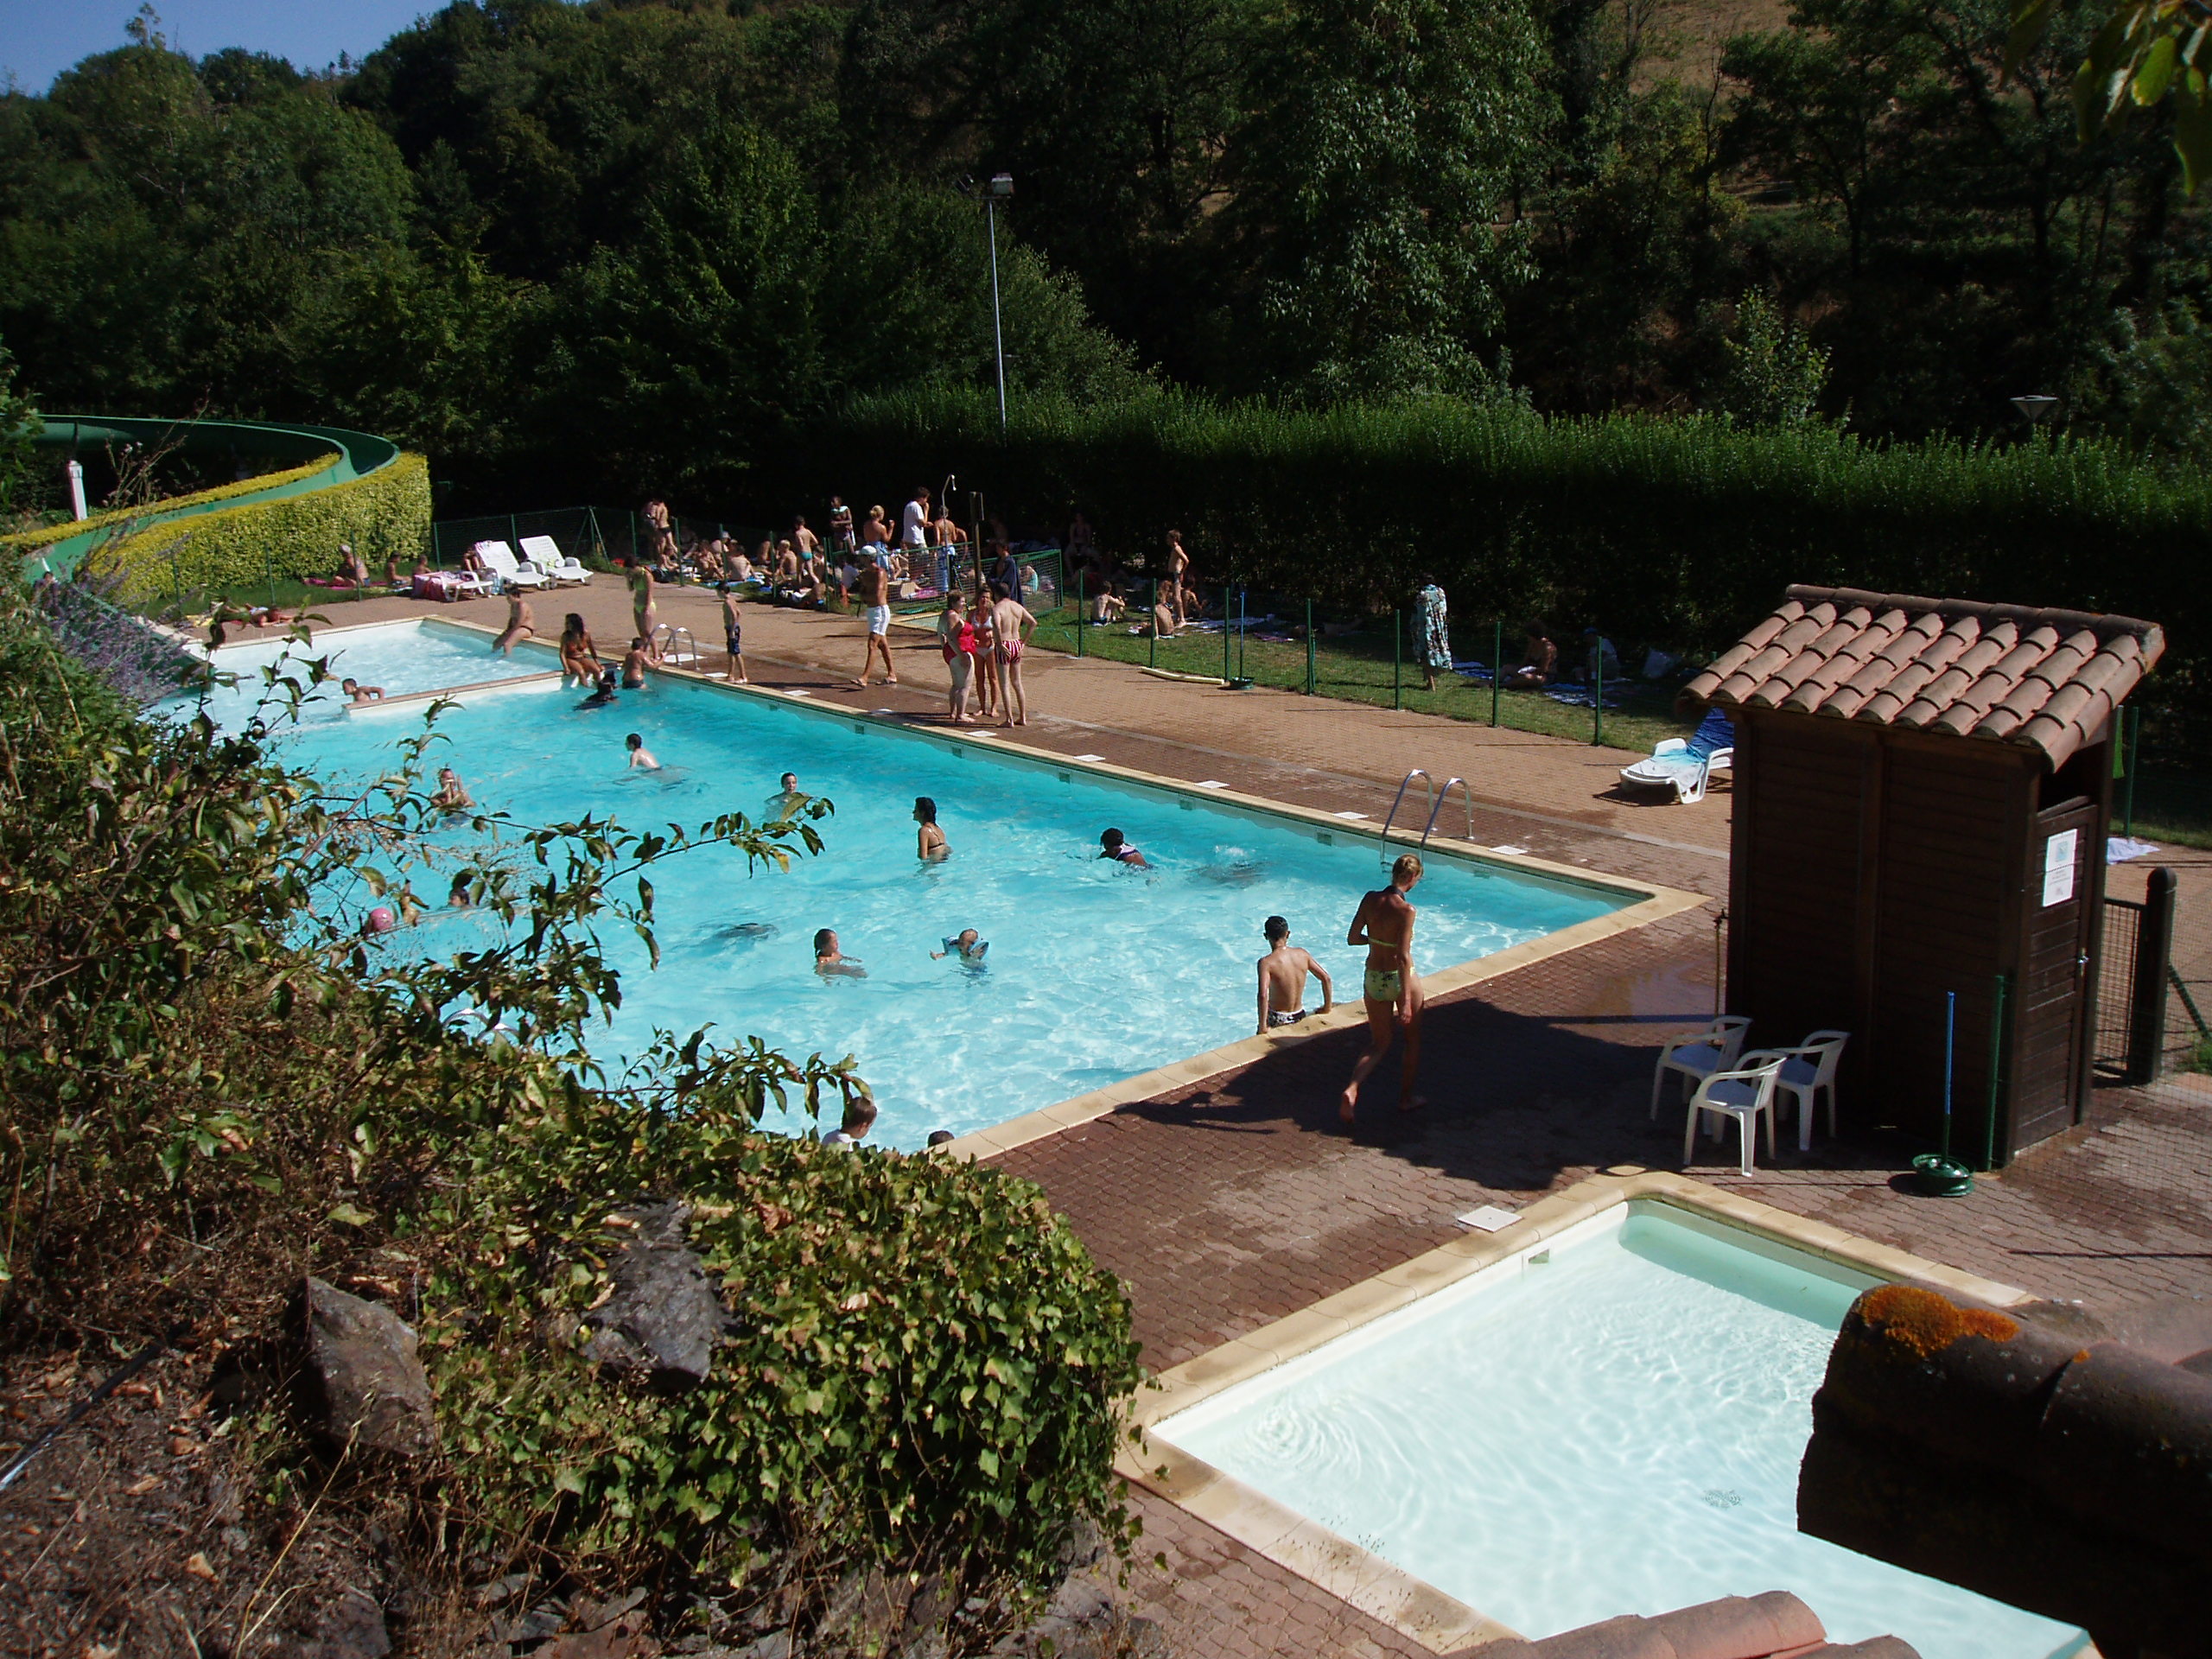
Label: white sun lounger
xmin=1620 ymin=707 xmax=1735 ymax=804
xmin=471 ymin=540 xmax=551 ymax=592
xmin=519 ymin=535 xmax=591 ymax=586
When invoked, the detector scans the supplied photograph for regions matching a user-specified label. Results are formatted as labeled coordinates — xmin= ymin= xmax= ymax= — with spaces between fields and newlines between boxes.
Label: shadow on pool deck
xmin=994 ymin=902 xmax=2212 ymax=1375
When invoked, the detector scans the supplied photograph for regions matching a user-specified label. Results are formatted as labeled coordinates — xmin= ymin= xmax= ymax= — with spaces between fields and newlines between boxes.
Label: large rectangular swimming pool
xmin=181 ymin=620 xmax=1643 ymax=1147
xmin=1153 ymin=1202 xmax=2088 ymax=1659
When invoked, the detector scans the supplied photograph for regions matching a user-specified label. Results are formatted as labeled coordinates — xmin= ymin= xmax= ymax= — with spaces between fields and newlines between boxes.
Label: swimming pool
xmin=188 ymin=616 xmax=550 ymax=729
xmin=181 ymin=620 xmax=1649 ymax=1148
xmin=1152 ymin=1200 xmax=2088 ymax=1659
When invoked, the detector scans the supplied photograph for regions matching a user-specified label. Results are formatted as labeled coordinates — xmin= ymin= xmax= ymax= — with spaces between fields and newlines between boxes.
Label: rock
xmin=1057 ymin=1516 xmax=1107 ymax=1571
xmin=731 ymin=1636 xmax=792 ymax=1659
xmin=300 ymin=1588 xmax=392 ymax=1659
xmin=583 ymin=1202 xmax=730 ymax=1391
xmin=817 ymin=1567 xmax=912 ymax=1657
xmin=290 ymin=1278 xmax=437 ymax=1458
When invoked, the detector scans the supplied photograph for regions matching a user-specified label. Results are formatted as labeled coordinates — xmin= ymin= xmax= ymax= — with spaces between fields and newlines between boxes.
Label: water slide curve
xmin=23 ymin=416 xmax=403 ymax=578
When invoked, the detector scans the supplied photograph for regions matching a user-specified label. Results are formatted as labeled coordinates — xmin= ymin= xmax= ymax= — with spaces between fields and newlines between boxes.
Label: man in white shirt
xmin=901 ymin=486 xmax=934 ymax=588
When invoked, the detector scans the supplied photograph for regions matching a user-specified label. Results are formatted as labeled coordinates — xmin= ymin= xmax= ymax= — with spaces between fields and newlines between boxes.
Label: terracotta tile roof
xmin=1681 ymin=585 xmax=2163 ymax=769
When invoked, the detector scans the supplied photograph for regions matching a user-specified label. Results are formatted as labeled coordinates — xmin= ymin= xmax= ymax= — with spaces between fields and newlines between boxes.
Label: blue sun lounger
xmin=1619 ymin=706 xmax=1735 ymax=804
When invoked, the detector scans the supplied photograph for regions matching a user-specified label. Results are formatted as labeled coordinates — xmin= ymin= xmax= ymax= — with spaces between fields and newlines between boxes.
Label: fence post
xmin=1149 ymin=580 xmax=1158 ymax=670
xmin=2124 ymin=705 xmax=2142 ymax=837
xmin=1593 ymin=645 xmax=1605 ymax=747
xmin=1223 ymin=585 xmax=1232 ymax=683
xmin=1076 ymin=570 xmax=1086 ymax=657
xmin=1491 ymin=619 xmax=1503 ymax=728
xmin=1981 ymin=972 xmax=2010 ymax=1171
xmin=1306 ymin=599 xmax=1316 ymax=695
xmin=2128 ymin=866 xmax=2178 ymax=1084
xmin=1393 ymin=609 xmax=1402 ymax=710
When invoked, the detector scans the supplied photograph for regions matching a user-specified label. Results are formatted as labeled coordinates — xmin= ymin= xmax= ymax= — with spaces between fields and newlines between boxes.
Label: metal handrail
xmin=1421 ymin=777 xmax=1476 ymax=850
xmin=655 ymin=624 xmax=698 ymax=667
xmin=1379 ymin=770 xmax=1433 ymax=863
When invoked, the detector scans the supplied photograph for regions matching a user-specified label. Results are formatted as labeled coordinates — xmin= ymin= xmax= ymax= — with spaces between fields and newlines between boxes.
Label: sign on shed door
xmin=2042 ymin=829 xmax=2079 ymax=906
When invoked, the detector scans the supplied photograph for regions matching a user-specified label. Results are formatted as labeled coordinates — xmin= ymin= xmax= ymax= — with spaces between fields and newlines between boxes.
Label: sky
xmin=2 ymin=1 xmax=445 ymax=92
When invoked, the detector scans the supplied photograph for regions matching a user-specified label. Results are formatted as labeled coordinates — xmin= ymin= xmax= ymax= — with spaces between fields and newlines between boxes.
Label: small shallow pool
xmin=1153 ymin=1203 xmax=2088 ymax=1659
xmin=174 ymin=620 xmax=1640 ymax=1147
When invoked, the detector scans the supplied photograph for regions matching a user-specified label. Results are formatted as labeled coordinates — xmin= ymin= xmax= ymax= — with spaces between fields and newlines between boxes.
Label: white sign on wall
xmin=2042 ymin=829 xmax=2079 ymax=907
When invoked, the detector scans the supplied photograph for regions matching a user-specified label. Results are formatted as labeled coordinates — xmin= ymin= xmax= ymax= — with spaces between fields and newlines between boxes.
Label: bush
xmin=80 ymin=452 xmax=432 ymax=603
xmin=424 ymin=1113 xmax=1142 ymax=1588
xmin=773 ymin=388 xmax=2212 ymax=730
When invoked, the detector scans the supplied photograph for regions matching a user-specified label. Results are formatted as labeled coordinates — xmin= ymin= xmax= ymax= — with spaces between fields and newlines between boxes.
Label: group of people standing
xmin=925 ymin=582 xmax=1039 ymax=727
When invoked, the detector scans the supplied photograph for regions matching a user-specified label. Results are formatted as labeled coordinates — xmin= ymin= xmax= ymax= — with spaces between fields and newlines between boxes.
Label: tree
xmin=2010 ymin=0 xmax=2212 ymax=191
xmin=1230 ymin=0 xmax=1556 ymax=401
xmin=1708 ymin=289 xmax=1833 ymax=423
xmin=0 ymin=335 xmax=40 ymax=518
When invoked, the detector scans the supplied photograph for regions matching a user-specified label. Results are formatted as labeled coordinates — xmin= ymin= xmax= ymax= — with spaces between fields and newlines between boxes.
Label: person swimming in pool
xmin=341 ymin=677 xmax=385 ymax=703
xmin=430 ymin=766 xmax=474 ymax=812
xmin=770 ymin=772 xmax=808 ymax=818
xmin=621 ymin=637 xmax=653 ymax=690
xmin=814 ymin=927 xmax=866 ymax=978
xmin=1341 ymin=853 xmax=1424 ymax=1126
xmin=1256 ymin=915 xmax=1333 ymax=1035
xmin=932 ymin=927 xmax=988 ymax=964
xmin=580 ymin=668 xmax=619 ymax=709
xmin=914 ymin=796 xmax=948 ymax=860
xmin=1099 ymin=827 xmax=1149 ymax=868
xmin=626 ymin=732 xmax=662 ymax=771
xmin=448 ymin=870 xmax=474 ymax=908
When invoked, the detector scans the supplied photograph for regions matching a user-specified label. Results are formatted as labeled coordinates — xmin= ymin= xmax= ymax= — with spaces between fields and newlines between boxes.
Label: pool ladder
xmin=654 ymin=624 xmax=700 ymax=668
xmin=1378 ymin=771 xmax=1478 ymax=864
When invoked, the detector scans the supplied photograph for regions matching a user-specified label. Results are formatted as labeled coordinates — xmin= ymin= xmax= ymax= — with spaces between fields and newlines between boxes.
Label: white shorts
xmin=868 ymin=605 xmax=892 ymax=636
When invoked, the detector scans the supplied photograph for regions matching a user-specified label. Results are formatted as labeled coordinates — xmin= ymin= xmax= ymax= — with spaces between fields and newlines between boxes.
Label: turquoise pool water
xmin=177 ymin=620 xmax=1633 ymax=1147
xmin=194 ymin=617 xmax=550 ymax=729
xmin=1154 ymin=1205 xmax=2088 ymax=1659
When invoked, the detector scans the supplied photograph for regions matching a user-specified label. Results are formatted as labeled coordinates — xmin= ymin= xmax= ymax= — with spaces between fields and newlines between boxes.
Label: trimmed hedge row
xmin=0 ymin=450 xmax=340 ymax=555
xmin=85 ymin=452 xmax=432 ymax=602
xmin=771 ymin=389 xmax=2211 ymax=730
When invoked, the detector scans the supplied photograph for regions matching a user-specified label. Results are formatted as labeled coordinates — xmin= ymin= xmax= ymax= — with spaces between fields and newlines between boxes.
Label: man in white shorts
xmin=851 ymin=558 xmax=897 ymax=686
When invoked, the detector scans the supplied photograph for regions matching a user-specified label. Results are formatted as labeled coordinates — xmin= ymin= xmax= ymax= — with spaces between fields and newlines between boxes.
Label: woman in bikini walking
xmin=1342 ymin=852 xmax=1425 ymax=1126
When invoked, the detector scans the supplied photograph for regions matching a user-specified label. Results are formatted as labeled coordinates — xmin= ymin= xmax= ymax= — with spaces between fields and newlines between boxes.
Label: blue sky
xmin=3 ymin=2 xmax=447 ymax=92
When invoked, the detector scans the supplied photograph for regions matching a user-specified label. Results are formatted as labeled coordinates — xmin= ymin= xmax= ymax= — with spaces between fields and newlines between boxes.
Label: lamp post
xmin=66 ymin=459 xmax=87 ymax=521
xmin=2011 ymin=394 xmax=2058 ymax=426
xmin=983 ymin=173 xmax=1014 ymax=438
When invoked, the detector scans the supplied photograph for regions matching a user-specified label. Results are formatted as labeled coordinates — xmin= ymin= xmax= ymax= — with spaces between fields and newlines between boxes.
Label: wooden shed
xmin=1683 ymin=586 xmax=2164 ymax=1166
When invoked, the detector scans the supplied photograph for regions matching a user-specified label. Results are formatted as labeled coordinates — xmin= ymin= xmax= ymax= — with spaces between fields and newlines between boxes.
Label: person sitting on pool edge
xmin=932 ymin=928 xmax=988 ymax=964
xmin=813 ymin=927 xmax=866 ymax=978
xmin=823 ymin=1091 xmax=878 ymax=1147
xmin=914 ymin=796 xmax=948 ymax=860
xmin=1256 ymin=914 xmax=1333 ymax=1034
xmin=626 ymin=733 xmax=662 ymax=771
xmin=341 ymin=677 xmax=385 ymax=703
xmin=580 ymin=667 xmax=620 ymax=709
xmin=1099 ymin=827 xmax=1149 ymax=868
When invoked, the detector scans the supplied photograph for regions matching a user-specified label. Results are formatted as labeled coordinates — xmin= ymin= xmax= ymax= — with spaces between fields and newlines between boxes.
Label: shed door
xmin=2012 ymin=799 xmax=2099 ymax=1148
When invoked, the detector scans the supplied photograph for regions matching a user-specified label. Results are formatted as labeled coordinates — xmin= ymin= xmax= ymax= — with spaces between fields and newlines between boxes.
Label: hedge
xmin=768 ymin=389 xmax=2212 ymax=734
xmin=0 ymin=449 xmax=340 ymax=556
xmin=81 ymin=452 xmax=432 ymax=603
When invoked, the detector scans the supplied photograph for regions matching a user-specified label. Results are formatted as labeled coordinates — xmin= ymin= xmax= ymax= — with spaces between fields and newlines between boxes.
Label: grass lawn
xmin=1026 ymin=605 xmax=1698 ymax=756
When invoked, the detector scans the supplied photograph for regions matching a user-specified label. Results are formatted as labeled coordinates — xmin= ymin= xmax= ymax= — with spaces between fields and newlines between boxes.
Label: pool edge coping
xmin=1114 ymin=1172 xmax=2035 ymax=1655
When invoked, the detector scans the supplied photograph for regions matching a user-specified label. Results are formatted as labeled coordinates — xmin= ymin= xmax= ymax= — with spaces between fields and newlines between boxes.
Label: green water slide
xmin=16 ymin=416 xmax=407 ymax=580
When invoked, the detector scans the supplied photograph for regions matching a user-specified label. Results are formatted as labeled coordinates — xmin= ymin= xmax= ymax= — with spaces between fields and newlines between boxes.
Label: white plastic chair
xmin=1620 ymin=709 xmax=1736 ymax=804
xmin=520 ymin=535 xmax=590 ymax=586
xmin=473 ymin=540 xmax=550 ymax=591
xmin=1650 ymin=1015 xmax=1751 ymax=1120
xmin=1752 ymin=1031 xmax=1849 ymax=1150
xmin=1682 ymin=1057 xmax=1785 ymax=1176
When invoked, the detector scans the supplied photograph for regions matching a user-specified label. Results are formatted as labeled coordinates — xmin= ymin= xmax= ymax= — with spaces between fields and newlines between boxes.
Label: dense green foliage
xmin=0 ymin=586 xmax=1139 ymax=1596
xmin=79 ymin=451 xmax=433 ymax=601
xmin=783 ymin=385 xmax=2212 ymax=723
xmin=6 ymin=0 xmax=2209 ymax=511
xmin=0 ymin=449 xmax=340 ymax=555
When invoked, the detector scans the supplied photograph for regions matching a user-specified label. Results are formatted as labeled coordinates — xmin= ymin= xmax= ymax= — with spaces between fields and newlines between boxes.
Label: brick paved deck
xmin=277 ymin=580 xmax=2212 ymax=1657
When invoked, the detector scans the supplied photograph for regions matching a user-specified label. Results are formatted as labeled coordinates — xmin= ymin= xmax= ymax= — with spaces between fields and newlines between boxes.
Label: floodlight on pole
xmin=983 ymin=173 xmax=1014 ymax=438
xmin=2011 ymin=394 xmax=2059 ymax=424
